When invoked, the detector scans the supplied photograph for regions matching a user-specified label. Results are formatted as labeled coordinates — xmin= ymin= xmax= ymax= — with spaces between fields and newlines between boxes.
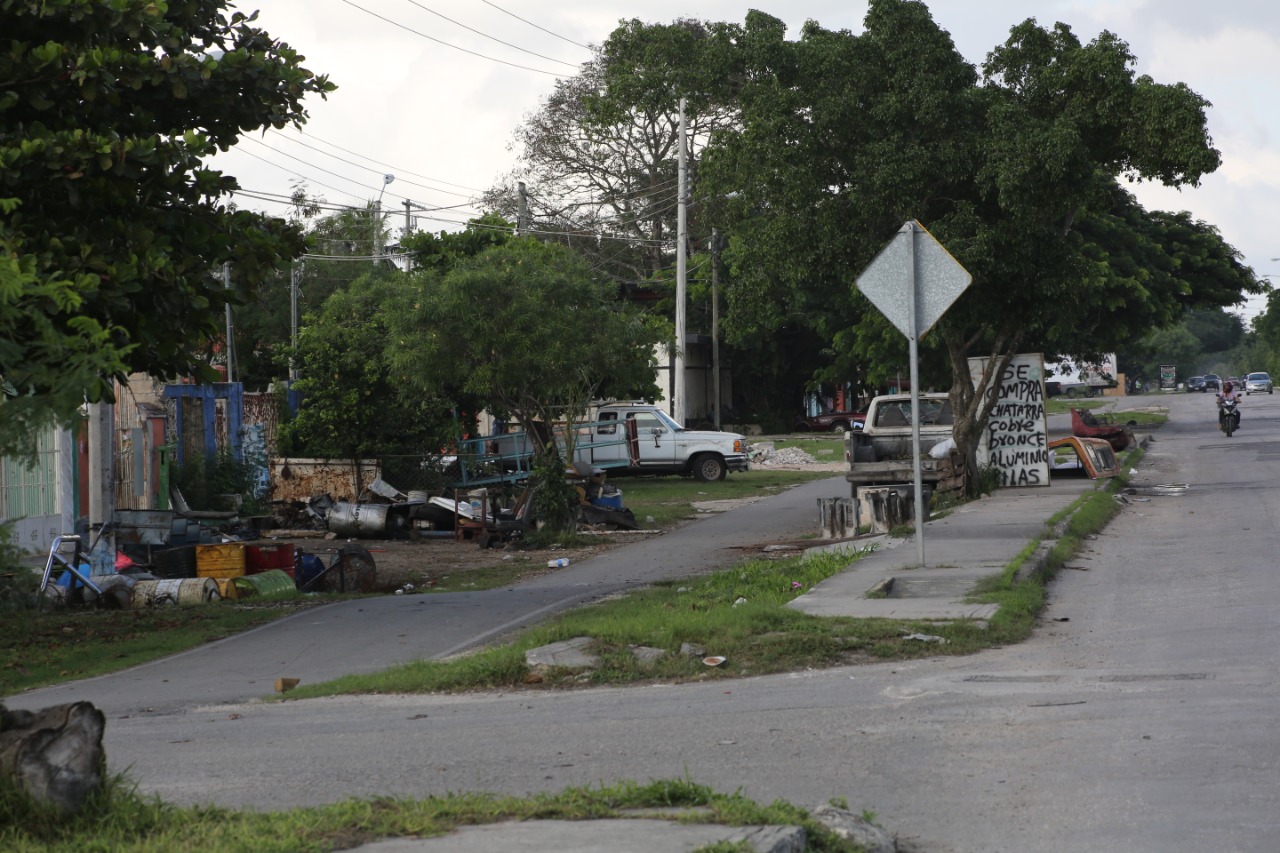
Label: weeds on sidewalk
xmin=0 ymin=774 xmax=867 ymax=852
xmin=971 ymin=448 xmax=1144 ymax=639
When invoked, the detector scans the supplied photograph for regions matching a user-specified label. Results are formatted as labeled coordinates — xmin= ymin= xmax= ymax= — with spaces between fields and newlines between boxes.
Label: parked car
xmin=1186 ymin=376 xmax=1205 ymax=393
xmin=1245 ymin=372 xmax=1274 ymax=395
xmin=1202 ymin=374 xmax=1221 ymax=392
xmin=793 ymin=407 xmax=868 ymax=433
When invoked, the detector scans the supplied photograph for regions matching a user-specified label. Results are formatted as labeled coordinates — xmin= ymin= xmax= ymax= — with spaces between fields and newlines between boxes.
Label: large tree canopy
xmin=282 ymin=274 xmax=454 ymax=462
xmin=591 ymin=0 xmax=1260 ymax=478
xmin=386 ymin=240 xmax=666 ymax=457
xmin=0 ymin=0 xmax=333 ymax=452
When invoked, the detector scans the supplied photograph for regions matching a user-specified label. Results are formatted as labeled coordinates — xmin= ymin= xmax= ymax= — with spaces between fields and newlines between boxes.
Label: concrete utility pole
xmin=516 ymin=181 xmax=528 ymax=237
xmin=673 ymin=97 xmax=688 ymax=427
xmin=289 ymin=263 xmax=301 ymax=383
xmin=86 ymin=400 xmax=114 ymax=565
xmin=374 ymin=173 xmax=394 ymax=260
xmin=711 ymin=228 xmax=722 ymax=431
xmin=222 ymin=262 xmax=234 ymax=383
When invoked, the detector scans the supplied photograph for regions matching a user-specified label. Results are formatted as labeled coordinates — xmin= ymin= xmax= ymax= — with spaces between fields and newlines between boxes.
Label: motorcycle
xmin=1220 ymin=398 xmax=1240 ymax=437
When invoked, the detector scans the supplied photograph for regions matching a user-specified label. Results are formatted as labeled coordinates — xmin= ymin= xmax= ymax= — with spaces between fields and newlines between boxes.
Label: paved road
xmin=21 ymin=393 xmax=1280 ymax=851
xmin=7 ymin=474 xmax=852 ymax=716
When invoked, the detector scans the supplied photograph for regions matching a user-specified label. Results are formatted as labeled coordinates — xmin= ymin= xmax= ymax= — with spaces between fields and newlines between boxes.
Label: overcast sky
xmin=216 ymin=0 xmax=1280 ymax=321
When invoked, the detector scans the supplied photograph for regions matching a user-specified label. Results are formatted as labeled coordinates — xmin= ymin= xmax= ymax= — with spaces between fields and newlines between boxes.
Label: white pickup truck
xmin=844 ymin=393 xmax=965 ymax=493
xmin=577 ymin=403 xmax=750 ymax=482
xmin=482 ymin=403 xmax=750 ymax=483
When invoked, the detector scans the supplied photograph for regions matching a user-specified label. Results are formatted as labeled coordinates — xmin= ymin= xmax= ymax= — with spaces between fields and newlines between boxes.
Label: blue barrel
xmin=296 ymin=553 xmax=326 ymax=589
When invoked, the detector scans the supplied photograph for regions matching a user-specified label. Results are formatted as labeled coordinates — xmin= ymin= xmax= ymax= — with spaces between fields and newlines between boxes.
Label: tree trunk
xmin=946 ymin=333 xmax=1021 ymax=496
xmin=0 ymin=702 xmax=105 ymax=815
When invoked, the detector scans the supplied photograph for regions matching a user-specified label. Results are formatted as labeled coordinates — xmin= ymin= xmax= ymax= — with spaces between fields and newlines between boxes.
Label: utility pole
xmin=711 ymin=228 xmax=722 ymax=431
xmin=402 ymin=198 xmax=414 ymax=242
xmin=222 ymin=262 xmax=234 ymax=383
xmin=289 ymin=262 xmax=300 ymax=383
xmin=673 ymin=97 xmax=688 ymax=427
xmin=517 ymin=181 xmax=528 ymax=237
xmin=86 ymin=399 xmax=114 ymax=570
xmin=374 ymin=173 xmax=394 ymax=261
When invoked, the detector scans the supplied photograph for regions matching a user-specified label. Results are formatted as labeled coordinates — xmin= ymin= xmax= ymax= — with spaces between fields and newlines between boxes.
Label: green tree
xmin=282 ymin=275 xmax=454 ymax=462
xmin=387 ymin=240 xmax=665 ymax=529
xmin=224 ymin=190 xmax=401 ymax=390
xmin=0 ymin=0 xmax=333 ymax=453
xmin=603 ymin=2 xmax=1258 ymax=483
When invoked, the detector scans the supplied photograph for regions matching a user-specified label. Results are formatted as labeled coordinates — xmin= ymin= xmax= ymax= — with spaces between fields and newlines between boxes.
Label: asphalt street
xmin=15 ymin=392 xmax=1280 ymax=852
xmin=7 ymin=474 xmax=851 ymax=716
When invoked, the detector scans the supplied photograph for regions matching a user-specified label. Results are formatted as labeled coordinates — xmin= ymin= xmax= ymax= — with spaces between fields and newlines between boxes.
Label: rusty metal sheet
xmin=1048 ymin=436 xmax=1119 ymax=479
xmin=269 ymin=458 xmax=382 ymax=503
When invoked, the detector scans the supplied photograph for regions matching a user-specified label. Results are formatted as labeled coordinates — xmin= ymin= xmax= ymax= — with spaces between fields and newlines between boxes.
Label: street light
xmin=374 ymin=173 xmax=394 ymax=259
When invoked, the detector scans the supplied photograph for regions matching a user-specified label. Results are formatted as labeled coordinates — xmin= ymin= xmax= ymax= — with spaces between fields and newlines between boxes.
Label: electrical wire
xmin=236 ymin=138 xmax=485 ymax=215
xmin=338 ymin=0 xmax=565 ymax=77
xmin=267 ymin=131 xmax=476 ymax=199
xmin=267 ymin=129 xmax=484 ymax=193
xmin=229 ymin=148 xmax=372 ymax=206
xmin=402 ymin=0 xmax=581 ymax=69
xmin=479 ymin=0 xmax=592 ymax=51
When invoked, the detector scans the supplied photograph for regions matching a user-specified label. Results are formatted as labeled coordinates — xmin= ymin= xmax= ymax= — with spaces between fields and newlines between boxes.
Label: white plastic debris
xmin=903 ymin=633 xmax=947 ymax=644
xmin=929 ymin=438 xmax=957 ymax=459
xmin=733 ymin=597 xmax=748 ymax=607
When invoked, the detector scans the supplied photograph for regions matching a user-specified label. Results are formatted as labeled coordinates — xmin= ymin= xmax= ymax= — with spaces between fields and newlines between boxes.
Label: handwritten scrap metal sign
xmin=968 ymin=353 xmax=1050 ymax=487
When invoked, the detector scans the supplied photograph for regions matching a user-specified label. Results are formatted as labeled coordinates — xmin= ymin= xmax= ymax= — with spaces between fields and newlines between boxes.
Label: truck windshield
xmin=640 ymin=407 xmax=691 ymax=427
xmin=648 ymin=408 xmax=683 ymax=431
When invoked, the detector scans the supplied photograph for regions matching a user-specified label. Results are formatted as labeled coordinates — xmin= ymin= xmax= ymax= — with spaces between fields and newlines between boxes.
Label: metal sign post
xmin=856 ymin=221 xmax=972 ymax=567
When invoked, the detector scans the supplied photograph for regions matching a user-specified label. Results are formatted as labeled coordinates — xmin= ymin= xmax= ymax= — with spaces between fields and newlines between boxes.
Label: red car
xmin=792 ymin=407 xmax=867 ymax=433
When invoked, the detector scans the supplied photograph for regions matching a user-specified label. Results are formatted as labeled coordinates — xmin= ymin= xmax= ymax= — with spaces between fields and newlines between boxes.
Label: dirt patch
xmin=270 ymin=534 xmax=638 ymax=593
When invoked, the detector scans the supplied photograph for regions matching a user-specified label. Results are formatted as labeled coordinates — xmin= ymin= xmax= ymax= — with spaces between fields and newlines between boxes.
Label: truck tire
xmin=692 ymin=453 xmax=728 ymax=482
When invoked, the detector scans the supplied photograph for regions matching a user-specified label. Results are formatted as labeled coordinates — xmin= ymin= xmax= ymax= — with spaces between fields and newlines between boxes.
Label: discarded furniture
xmin=1070 ymin=407 xmax=1133 ymax=453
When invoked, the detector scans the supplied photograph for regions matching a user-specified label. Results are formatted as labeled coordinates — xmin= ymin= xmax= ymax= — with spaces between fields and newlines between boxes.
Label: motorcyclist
xmin=1217 ymin=381 xmax=1242 ymax=431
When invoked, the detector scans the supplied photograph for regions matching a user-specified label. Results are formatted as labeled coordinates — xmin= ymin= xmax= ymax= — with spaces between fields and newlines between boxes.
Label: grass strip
xmin=0 ymin=773 xmax=870 ymax=853
xmin=0 ymin=601 xmax=314 ymax=695
xmin=970 ymin=448 xmax=1144 ymax=641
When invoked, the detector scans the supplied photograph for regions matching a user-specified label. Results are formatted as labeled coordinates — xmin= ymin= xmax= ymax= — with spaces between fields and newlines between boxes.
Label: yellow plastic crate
xmin=196 ymin=543 xmax=246 ymax=576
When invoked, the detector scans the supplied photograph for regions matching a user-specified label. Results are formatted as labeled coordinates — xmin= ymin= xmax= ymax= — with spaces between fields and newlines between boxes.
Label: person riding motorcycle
xmin=1217 ymin=381 xmax=1242 ymax=431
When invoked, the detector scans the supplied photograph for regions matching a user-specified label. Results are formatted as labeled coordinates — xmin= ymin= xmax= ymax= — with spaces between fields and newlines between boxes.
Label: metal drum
xmin=327 ymin=501 xmax=390 ymax=538
xmin=131 ymin=578 xmax=219 ymax=608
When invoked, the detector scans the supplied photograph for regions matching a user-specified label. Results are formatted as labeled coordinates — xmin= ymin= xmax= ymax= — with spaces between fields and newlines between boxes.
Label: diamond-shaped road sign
xmin=856 ymin=221 xmax=972 ymax=338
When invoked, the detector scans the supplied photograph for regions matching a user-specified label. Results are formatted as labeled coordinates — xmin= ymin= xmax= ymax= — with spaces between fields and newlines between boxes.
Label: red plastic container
xmin=245 ymin=543 xmax=296 ymax=578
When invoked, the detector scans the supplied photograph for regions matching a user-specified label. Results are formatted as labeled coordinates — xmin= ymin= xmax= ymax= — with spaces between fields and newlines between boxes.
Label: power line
xmin=268 ymin=129 xmax=484 ymax=194
xmin=402 ymin=0 xmax=581 ymax=69
xmin=268 ymin=131 xmax=477 ymax=199
xmin=230 ymin=149 xmax=371 ymax=206
xmin=254 ymin=133 xmax=476 ymax=199
xmin=338 ymin=0 xmax=565 ymax=77
xmin=480 ymin=0 xmax=592 ymax=51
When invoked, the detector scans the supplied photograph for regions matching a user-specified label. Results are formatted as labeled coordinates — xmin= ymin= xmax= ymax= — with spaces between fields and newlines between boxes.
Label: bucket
xmin=131 ymin=578 xmax=219 ymax=607
xmin=231 ymin=570 xmax=296 ymax=600
xmin=591 ymin=493 xmax=624 ymax=510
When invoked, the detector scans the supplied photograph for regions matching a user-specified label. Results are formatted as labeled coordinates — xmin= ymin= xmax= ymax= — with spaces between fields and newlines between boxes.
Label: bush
xmin=171 ymin=448 xmax=267 ymax=515
xmin=0 ymin=521 xmax=38 ymax=611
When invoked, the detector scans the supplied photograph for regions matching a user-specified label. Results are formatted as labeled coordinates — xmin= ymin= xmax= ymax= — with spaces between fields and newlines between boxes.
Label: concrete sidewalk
xmin=789 ymin=477 xmax=1096 ymax=622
